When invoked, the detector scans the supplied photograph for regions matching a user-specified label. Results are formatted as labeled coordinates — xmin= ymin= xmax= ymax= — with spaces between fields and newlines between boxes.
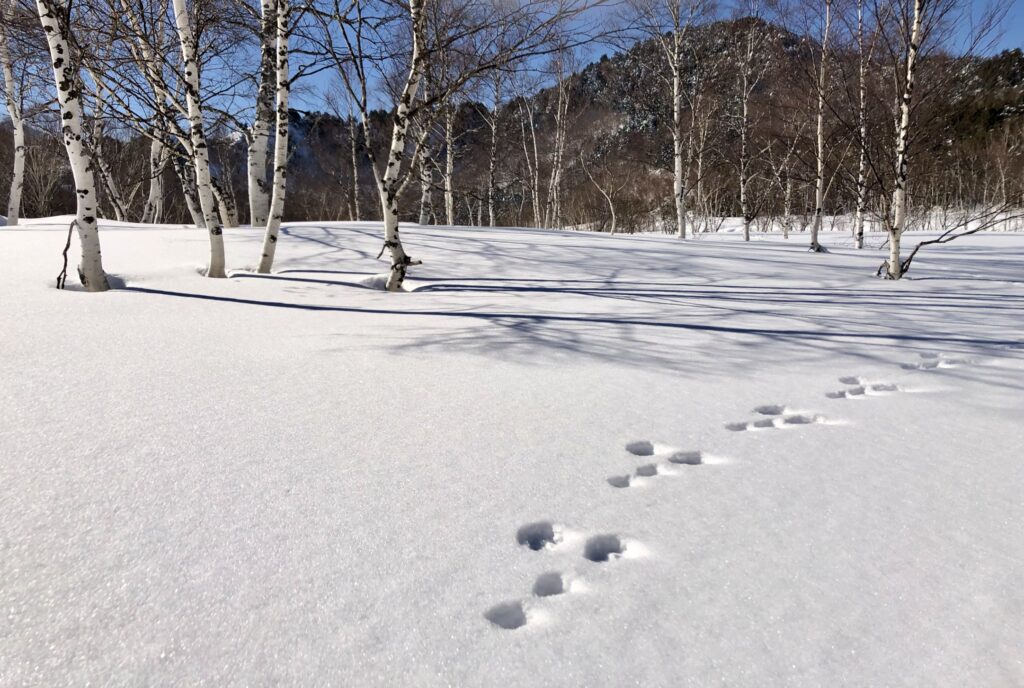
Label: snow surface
xmin=2 ymin=219 xmax=1023 ymax=686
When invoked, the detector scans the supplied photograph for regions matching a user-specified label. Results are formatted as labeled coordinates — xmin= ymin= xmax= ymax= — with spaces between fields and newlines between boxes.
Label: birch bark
xmin=809 ymin=0 xmax=831 ymax=252
xmin=171 ymin=0 xmax=227 ymax=277
xmin=247 ymin=0 xmax=276 ymax=226
xmin=36 ymin=0 xmax=109 ymax=290
xmin=257 ymin=0 xmax=290 ymax=273
xmin=885 ymin=0 xmax=924 ymax=279
xmin=0 ymin=0 xmax=24 ymax=226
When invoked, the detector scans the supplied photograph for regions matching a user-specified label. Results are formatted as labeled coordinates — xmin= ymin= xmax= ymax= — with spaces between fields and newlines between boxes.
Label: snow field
xmin=1 ymin=220 xmax=1023 ymax=686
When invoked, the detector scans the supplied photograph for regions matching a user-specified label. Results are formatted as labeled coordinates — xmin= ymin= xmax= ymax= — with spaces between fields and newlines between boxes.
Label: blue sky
xmin=292 ymin=0 xmax=1023 ymax=112
xmin=988 ymin=0 xmax=1024 ymax=52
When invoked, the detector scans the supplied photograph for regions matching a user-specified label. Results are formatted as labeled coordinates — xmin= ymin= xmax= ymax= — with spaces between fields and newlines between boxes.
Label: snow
xmin=2 ymin=220 xmax=1023 ymax=686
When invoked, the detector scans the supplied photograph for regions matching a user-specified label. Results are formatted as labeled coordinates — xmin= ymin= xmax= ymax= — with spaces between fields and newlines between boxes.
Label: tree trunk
xmin=854 ymin=0 xmax=868 ymax=250
xmin=36 ymin=0 xmax=108 ymax=290
xmin=580 ymin=151 xmax=616 ymax=234
xmin=418 ymin=144 xmax=433 ymax=224
xmin=545 ymin=74 xmax=568 ymax=229
xmin=0 ymin=2 xmax=25 ymax=226
xmin=739 ymin=65 xmax=751 ymax=242
xmin=672 ymin=65 xmax=686 ymax=239
xmin=141 ymin=134 xmax=168 ymax=223
xmin=374 ymin=0 xmax=426 ymax=291
xmin=349 ymin=112 xmax=360 ymax=221
xmin=172 ymin=0 xmax=227 ymax=277
xmin=247 ymin=0 xmax=276 ymax=227
xmin=783 ymin=174 xmax=793 ymax=239
xmin=809 ymin=0 xmax=831 ymax=253
xmin=211 ymin=176 xmax=239 ymax=228
xmin=444 ymin=105 xmax=455 ymax=225
xmin=87 ymin=74 xmax=128 ymax=222
xmin=173 ymin=154 xmax=205 ymax=227
xmin=487 ymin=73 xmax=501 ymax=227
xmin=257 ymin=0 xmax=289 ymax=274
xmin=885 ymin=0 xmax=923 ymax=279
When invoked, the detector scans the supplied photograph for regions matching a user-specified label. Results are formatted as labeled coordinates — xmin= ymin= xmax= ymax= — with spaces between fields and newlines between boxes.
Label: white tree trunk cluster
xmin=141 ymin=134 xmax=168 ymax=224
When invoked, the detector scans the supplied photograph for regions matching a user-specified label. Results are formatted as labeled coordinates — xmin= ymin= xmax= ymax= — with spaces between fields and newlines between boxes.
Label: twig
xmin=56 ymin=219 xmax=76 ymax=289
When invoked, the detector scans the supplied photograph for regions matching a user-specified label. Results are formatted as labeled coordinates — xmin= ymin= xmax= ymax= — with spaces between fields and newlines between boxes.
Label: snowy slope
xmin=1 ymin=221 xmax=1023 ymax=686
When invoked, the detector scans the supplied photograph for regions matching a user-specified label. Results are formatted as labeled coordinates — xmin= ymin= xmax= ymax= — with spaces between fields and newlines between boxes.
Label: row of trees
xmin=0 ymin=0 xmax=1020 ymax=291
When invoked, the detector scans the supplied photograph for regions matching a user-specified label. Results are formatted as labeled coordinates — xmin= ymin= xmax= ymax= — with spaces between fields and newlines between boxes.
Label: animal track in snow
xmin=584 ymin=534 xmax=625 ymax=562
xmin=726 ymin=413 xmax=826 ymax=431
xmin=608 ymin=474 xmax=632 ymax=488
xmin=827 ymin=380 xmax=902 ymax=399
xmin=754 ymin=404 xmax=788 ymax=416
xmin=635 ymin=463 xmax=660 ymax=477
xmin=607 ymin=445 xmax=706 ymax=488
xmin=625 ymin=440 xmax=655 ymax=456
xmin=532 ymin=572 xmax=567 ymax=597
xmin=667 ymin=450 xmax=703 ymax=465
xmin=516 ymin=522 xmax=561 ymax=551
xmin=901 ymin=353 xmax=974 ymax=371
xmin=485 ymin=601 xmax=528 ymax=629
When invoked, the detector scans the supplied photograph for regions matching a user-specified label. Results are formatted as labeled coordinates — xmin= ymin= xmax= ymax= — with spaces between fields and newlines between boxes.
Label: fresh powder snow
xmin=1 ymin=220 xmax=1022 ymax=686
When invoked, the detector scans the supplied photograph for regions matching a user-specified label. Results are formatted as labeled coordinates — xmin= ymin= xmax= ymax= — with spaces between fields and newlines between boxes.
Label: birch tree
xmin=730 ymin=13 xmax=771 ymax=242
xmin=257 ymin=0 xmax=290 ymax=272
xmin=628 ymin=0 xmax=707 ymax=239
xmin=141 ymin=131 xmax=169 ymax=223
xmin=852 ymin=0 xmax=871 ymax=249
xmin=483 ymin=69 xmax=502 ymax=226
xmin=171 ymin=0 xmax=227 ymax=277
xmin=808 ymin=0 xmax=831 ymax=252
xmin=35 ymin=0 xmax=109 ymax=290
xmin=316 ymin=0 xmax=591 ymax=289
xmin=544 ymin=49 xmax=573 ymax=229
xmin=0 ymin=0 xmax=25 ymax=226
xmin=86 ymin=71 xmax=129 ymax=221
xmin=248 ymin=0 xmax=276 ymax=226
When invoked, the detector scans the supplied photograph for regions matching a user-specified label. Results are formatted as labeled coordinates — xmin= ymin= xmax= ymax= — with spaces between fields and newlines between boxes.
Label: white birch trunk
xmin=172 ymin=0 xmax=226 ymax=277
xmin=444 ymin=105 xmax=455 ymax=225
xmin=487 ymin=73 xmax=501 ymax=227
xmin=374 ymin=0 xmax=425 ymax=291
xmin=88 ymin=76 xmax=127 ymax=222
xmin=257 ymin=0 xmax=289 ymax=273
xmin=141 ymin=135 xmax=167 ymax=223
xmin=0 ymin=1 xmax=25 ymax=226
xmin=886 ymin=0 xmax=923 ymax=279
xmin=211 ymin=176 xmax=239 ymax=228
xmin=173 ymin=154 xmax=205 ymax=227
xmin=36 ymin=0 xmax=108 ymax=290
xmin=349 ymin=112 xmax=360 ymax=221
xmin=518 ymin=100 xmax=542 ymax=227
xmin=247 ymin=0 xmax=276 ymax=227
xmin=545 ymin=76 xmax=568 ymax=229
xmin=418 ymin=145 xmax=432 ymax=224
xmin=853 ymin=0 xmax=868 ymax=250
xmin=783 ymin=174 xmax=793 ymax=239
xmin=673 ymin=70 xmax=686 ymax=238
xmin=809 ymin=0 xmax=831 ymax=252
xmin=580 ymin=151 xmax=616 ymax=234
xmin=739 ymin=84 xmax=750 ymax=242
